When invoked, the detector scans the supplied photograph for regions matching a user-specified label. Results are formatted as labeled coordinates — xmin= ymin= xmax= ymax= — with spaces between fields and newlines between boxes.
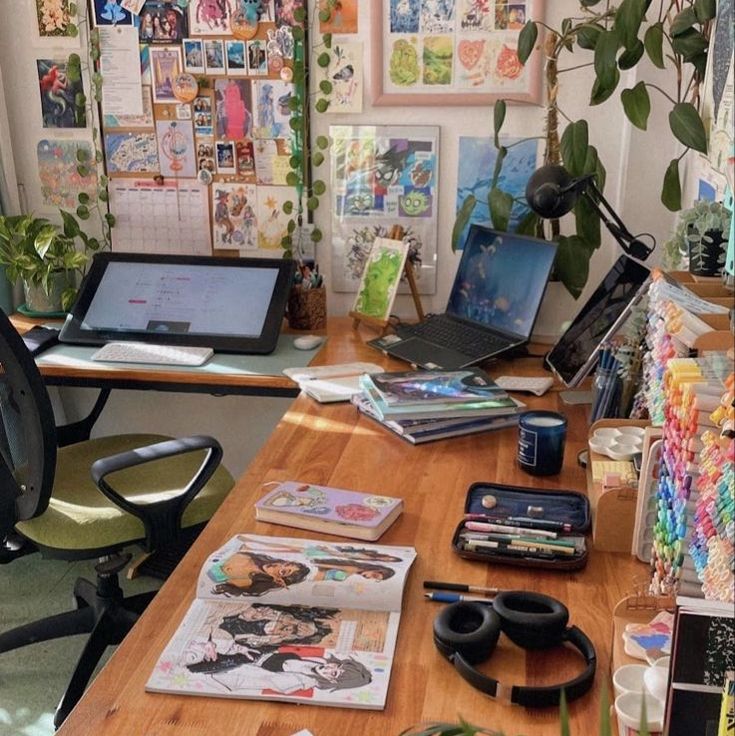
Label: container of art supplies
xmin=287 ymin=284 xmax=326 ymax=330
xmin=451 ymin=482 xmax=590 ymax=571
xmin=614 ymin=691 xmax=664 ymax=736
xmin=517 ymin=410 xmax=567 ymax=476
xmin=613 ymin=664 xmax=648 ymax=699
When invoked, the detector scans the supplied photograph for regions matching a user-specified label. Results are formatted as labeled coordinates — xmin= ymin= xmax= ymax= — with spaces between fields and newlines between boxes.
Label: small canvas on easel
xmin=350 ymin=237 xmax=409 ymax=328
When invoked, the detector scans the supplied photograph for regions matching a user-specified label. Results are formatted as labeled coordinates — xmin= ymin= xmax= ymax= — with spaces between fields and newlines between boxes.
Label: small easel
xmin=349 ymin=225 xmax=425 ymax=335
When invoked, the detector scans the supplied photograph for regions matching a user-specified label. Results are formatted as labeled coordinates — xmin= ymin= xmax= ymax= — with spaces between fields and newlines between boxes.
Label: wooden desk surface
xmin=56 ymin=320 xmax=646 ymax=735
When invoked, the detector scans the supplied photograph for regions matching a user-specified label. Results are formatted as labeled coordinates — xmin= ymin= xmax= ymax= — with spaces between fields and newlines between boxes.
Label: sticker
xmin=279 ymin=65 xmax=293 ymax=82
xmin=173 ymin=72 xmax=198 ymax=101
xmin=197 ymin=167 xmax=212 ymax=185
xmin=230 ymin=8 xmax=258 ymax=39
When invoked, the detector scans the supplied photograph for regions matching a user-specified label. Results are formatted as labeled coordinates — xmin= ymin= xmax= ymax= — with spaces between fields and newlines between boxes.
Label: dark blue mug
xmin=517 ymin=411 xmax=567 ymax=476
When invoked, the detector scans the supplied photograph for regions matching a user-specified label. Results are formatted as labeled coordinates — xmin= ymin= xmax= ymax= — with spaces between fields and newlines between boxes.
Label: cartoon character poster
xmin=214 ymin=79 xmax=253 ymax=139
xmin=455 ymin=136 xmax=537 ymax=248
xmin=36 ymin=58 xmax=86 ymax=128
xmin=330 ymin=125 xmax=439 ymax=295
xmin=36 ymin=139 xmax=97 ymax=209
xmin=92 ymin=0 xmax=135 ymax=26
xmin=188 ymin=0 xmax=235 ymax=35
xmin=253 ymin=80 xmax=292 ymax=139
xmin=211 ymin=183 xmax=257 ymax=250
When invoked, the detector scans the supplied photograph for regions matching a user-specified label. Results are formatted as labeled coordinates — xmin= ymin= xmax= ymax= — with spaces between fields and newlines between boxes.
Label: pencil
xmin=423 ymin=580 xmax=499 ymax=595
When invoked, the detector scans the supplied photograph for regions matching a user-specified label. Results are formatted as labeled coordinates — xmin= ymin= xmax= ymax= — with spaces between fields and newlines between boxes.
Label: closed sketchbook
xmin=255 ymin=481 xmax=403 ymax=541
xmin=147 ymin=534 xmax=417 ymax=710
xmin=366 ymin=368 xmax=516 ymax=407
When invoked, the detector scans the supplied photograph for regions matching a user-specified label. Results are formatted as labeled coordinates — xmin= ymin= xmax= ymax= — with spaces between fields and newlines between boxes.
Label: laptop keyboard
xmin=400 ymin=317 xmax=509 ymax=358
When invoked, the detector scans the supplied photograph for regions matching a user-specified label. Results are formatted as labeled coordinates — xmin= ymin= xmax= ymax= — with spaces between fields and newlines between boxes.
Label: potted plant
xmin=663 ymin=199 xmax=731 ymax=276
xmin=0 ymin=209 xmax=103 ymax=314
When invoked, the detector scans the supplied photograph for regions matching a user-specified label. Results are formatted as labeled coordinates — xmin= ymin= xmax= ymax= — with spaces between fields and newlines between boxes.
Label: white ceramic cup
xmin=612 ymin=664 xmax=648 ymax=699
xmin=614 ymin=691 xmax=664 ymax=736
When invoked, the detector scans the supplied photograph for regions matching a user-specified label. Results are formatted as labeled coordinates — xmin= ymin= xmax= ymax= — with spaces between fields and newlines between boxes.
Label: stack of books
xmin=352 ymin=368 xmax=523 ymax=444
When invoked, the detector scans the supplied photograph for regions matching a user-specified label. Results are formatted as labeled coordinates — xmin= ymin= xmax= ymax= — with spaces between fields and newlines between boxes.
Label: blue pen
xmin=424 ymin=592 xmax=494 ymax=604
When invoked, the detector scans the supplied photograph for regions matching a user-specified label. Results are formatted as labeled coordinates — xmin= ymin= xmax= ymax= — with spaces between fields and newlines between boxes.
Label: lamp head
xmin=525 ymin=165 xmax=580 ymax=219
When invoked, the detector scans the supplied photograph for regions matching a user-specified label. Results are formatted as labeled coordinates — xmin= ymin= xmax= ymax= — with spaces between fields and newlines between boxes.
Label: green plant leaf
xmin=287 ymin=219 xmax=296 ymax=233
xmin=517 ymin=21 xmax=538 ymax=65
xmin=293 ymin=6 xmax=306 ymax=22
xmin=493 ymin=99 xmax=506 ymax=148
xmin=644 ymin=23 xmax=665 ymax=68
xmin=671 ymin=7 xmax=698 ymax=36
xmin=594 ymin=29 xmax=620 ymax=83
xmin=661 ymin=158 xmax=682 ymax=211
xmin=316 ymin=135 xmax=330 ymax=150
xmin=323 ymin=33 xmax=332 ymax=49
xmin=586 ymin=144 xmax=606 ymax=192
xmin=575 ymin=193 xmax=601 ymax=249
xmin=283 ymin=201 xmax=294 ymax=214
xmin=318 ymin=8 xmax=331 ymax=22
xmin=577 ymin=23 xmax=604 ymax=50
xmin=621 ymin=81 xmax=650 ymax=129
xmin=310 ymin=227 xmax=322 ymax=242
xmin=671 ymin=28 xmax=708 ymax=60
xmin=75 ymin=147 xmax=90 ymax=163
xmin=34 ymin=225 xmax=57 ymax=260
xmin=60 ymin=210 xmax=81 ymax=238
xmin=292 ymin=25 xmax=304 ymax=41
xmin=286 ymin=171 xmax=299 ymax=186
xmin=614 ymin=0 xmax=646 ymax=50
xmin=315 ymin=98 xmax=330 ymax=113
xmin=515 ymin=209 xmax=539 ymax=236
xmin=313 ymin=151 xmax=325 ymax=167
xmin=669 ymin=102 xmax=707 ymax=153
xmin=599 ymin=684 xmax=612 ymax=736
xmin=77 ymin=192 xmax=90 ymax=205
xmin=491 ymin=146 xmax=507 ymax=188
xmin=313 ymin=179 xmax=326 ymax=196
xmin=639 ymin=693 xmax=650 ymax=736
xmin=488 ymin=187 xmax=513 ymax=232
xmin=556 ymin=236 xmax=591 ymax=299
xmin=560 ymin=689 xmax=570 ymax=736
xmin=590 ymin=67 xmax=620 ymax=104
xmin=451 ymin=194 xmax=476 ymax=251
xmin=104 ymin=213 xmax=116 ymax=227
xmin=319 ymin=79 xmax=333 ymax=94
xmin=581 ymin=0 xmax=604 ymax=5
xmin=560 ymin=120 xmax=589 ymax=177
xmin=695 ymin=0 xmax=717 ymax=21
xmin=288 ymin=96 xmax=300 ymax=111
xmin=76 ymin=204 xmax=90 ymax=220
xmin=306 ymin=196 xmax=319 ymax=211
xmin=618 ymin=39 xmax=645 ymax=69
xmin=317 ymin=51 xmax=330 ymax=68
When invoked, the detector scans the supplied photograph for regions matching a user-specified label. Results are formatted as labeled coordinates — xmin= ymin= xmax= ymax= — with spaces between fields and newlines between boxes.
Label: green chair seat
xmin=16 ymin=434 xmax=234 ymax=553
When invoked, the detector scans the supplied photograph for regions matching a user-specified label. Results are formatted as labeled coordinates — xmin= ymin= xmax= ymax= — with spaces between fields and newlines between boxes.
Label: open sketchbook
xmin=147 ymin=534 xmax=417 ymax=710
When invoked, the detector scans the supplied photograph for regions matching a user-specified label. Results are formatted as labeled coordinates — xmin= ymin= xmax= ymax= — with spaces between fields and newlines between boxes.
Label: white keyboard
xmin=91 ymin=342 xmax=214 ymax=366
xmin=495 ymin=375 xmax=554 ymax=396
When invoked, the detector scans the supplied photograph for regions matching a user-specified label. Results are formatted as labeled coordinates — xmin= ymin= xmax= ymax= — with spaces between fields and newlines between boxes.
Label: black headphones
xmin=433 ymin=590 xmax=596 ymax=708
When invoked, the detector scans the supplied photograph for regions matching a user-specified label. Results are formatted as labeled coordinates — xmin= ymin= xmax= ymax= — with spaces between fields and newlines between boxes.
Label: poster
xmin=156 ymin=120 xmax=197 ymax=178
xmin=256 ymin=185 xmax=291 ymax=250
xmin=455 ymin=136 xmax=537 ymax=248
xmin=188 ymin=0 xmax=235 ymax=35
xmin=214 ymin=79 xmax=253 ymax=139
xmin=36 ymin=139 xmax=97 ymax=209
xmin=330 ymin=125 xmax=439 ymax=294
xmin=105 ymin=131 xmax=160 ymax=173
xmin=150 ymin=46 xmax=182 ymax=102
xmin=253 ymin=80 xmax=292 ymax=138
xmin=33 ymin=0 xmax=80 ymax=44
xmin=92 ymin=0 xmax=135 ymax=26
xmin=211 ymin=182 xmax=258 ymax=250
xmin=36 ymin=58 xmax=86 ymax=129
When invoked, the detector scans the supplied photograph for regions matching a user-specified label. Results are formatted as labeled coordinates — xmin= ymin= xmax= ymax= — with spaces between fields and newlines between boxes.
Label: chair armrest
xmin=90 ymin=435 xmax=224 ymax=552
xmin=57 ymin=389 xmax=111 ymax=447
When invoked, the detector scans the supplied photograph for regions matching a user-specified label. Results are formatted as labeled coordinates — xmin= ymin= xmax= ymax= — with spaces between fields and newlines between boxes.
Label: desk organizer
xmin=451 ymin=482 xmax=590 ymax=571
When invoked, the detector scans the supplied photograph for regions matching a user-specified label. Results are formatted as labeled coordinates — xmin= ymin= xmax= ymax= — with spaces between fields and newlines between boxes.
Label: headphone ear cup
xmin=433 ymin=602 xmax=501 ymax=665
xmin=493 ymin=591 xmax=569 ymax=650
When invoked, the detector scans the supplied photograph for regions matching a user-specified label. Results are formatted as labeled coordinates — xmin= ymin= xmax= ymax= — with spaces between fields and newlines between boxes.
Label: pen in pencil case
xmin=460 ymin=531 xmax=578 ymax=549
xmin=424 ymin=592 xmax=493 ymax=604
xmin=463 ymin=514 xmax=570 ymax=533
xmin=460 ymin=539 xmax=557 ymax=558
xmin=461 ymin=535 xmax=576 ymax=556
xmin=464 ymin=521 xmax=558 ymax=539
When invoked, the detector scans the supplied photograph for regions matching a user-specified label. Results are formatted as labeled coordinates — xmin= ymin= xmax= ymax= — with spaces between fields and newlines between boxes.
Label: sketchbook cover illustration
xmin=147 ymin=534 xmax=416 ymax=709
xmin=255 ymin=481 xmax=403 ymax=540
xmin=367 ymin=368 xmax=516 ymax=406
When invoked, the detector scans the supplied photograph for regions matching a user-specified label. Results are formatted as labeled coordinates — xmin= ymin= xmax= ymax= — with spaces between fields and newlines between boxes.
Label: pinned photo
xmin=215 ymin=140 xmax=237 ymax=174
xmin=138 ymin=1 xmax=188 ymax=43
xmin=204 ymin=39 xmax=225 ymax=73
xmin=225 ymin=39 xmax=247 ymax=75
xmin=183 ymin=38 xmax=205 ymax=73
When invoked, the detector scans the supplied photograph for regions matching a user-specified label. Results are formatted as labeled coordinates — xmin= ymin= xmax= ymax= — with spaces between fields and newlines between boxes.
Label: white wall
xmin=0 ymin=0 xmax=682 ymax=474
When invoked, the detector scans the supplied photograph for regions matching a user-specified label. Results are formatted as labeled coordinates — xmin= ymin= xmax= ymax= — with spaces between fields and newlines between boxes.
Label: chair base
xmin=0 ymin=564 xmax=155 ymax=729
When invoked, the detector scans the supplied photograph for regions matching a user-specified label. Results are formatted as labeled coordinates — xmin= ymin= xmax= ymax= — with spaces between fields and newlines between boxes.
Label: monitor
xmin=545 ymin=255 xmax=651 ymax=387
xmin=59 ymin=253 xmax=296 ymax=354
xmin=446 ymin=226 xmax=559 ymax=340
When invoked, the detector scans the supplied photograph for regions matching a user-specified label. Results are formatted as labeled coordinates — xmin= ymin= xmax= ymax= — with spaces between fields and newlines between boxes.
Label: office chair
xmin=0 ymin=308 xmax=235 ymax=727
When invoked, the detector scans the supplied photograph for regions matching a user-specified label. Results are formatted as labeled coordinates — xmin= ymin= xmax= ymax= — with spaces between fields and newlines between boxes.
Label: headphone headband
xmin=433 ymin=592 xmax=596 ymax=708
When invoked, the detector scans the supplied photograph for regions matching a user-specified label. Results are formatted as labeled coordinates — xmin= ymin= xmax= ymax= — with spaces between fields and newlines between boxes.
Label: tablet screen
xmin=545 ymin=256 xmax=651 ymax=387
xmin=59 ymin=253 xmax=295 ymax=354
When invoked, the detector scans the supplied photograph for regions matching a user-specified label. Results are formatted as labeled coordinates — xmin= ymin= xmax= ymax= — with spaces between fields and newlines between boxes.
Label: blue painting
xmin=390 ymin=0 xmax=420 ymax=33
xmin=455 ymin=136 xmax=537 ymax=249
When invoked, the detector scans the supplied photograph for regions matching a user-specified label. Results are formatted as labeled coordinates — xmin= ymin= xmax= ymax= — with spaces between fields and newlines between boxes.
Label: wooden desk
xmin=55 ymin=323 xmax=646 ymax=735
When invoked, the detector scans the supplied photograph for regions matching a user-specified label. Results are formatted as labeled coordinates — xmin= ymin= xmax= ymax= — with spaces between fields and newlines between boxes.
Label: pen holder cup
xmin=517 ymin=411 xmax=567 ymax=476
xmin=287 ymin=285 xmax=327 ymax=331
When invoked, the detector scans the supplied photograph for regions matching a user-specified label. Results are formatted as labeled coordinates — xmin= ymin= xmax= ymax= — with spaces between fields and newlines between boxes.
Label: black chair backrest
xmin=0 ymin=309 xmax=57 ymax=535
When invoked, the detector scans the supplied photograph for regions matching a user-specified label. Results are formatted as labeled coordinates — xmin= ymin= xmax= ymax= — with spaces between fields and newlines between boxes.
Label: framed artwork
xmin=330 ymin=124 xmax=439 ymax=295
xmin=351 ymin=237 xmax=409 ymax=323
xmin=371 ymin=0 xmax=544 ymax=106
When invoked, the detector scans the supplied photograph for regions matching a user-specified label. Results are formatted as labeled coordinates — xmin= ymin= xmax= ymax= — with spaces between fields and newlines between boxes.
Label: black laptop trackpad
xmin=368 ymin=336 xmax=469 ymax=371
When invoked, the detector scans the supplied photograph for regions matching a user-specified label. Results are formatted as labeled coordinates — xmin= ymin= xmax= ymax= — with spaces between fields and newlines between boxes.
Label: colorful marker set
xmin=687 ymin=376 xmax=735 ymax=603
xmin=649 ymin=356 xmax=733 ymax=598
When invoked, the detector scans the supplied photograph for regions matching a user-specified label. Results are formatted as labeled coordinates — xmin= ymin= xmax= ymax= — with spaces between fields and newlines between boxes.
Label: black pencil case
xmin=451 ymin=482 xmax=591 ymax=571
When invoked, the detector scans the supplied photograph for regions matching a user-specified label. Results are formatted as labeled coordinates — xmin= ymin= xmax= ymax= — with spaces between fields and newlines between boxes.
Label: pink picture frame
xmin=371 ymin=0 xmax=544 ymax=107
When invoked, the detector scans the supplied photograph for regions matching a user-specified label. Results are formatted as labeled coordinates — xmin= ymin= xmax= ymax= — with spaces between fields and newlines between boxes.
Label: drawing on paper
xmin=214 ymin=79 xmax=253 ymax=139
xmin=352 ymin=237 xmax=409 ymax=321
xmin=211 ymin=183 xmax=258 ymax=250
xmin=93 ymin=0 xmax=133 ymax=25
xmin=34 ymin=0 xmax=77 ymax=38
xmin=150 ymin=46 xmax=182 ymax=102
xmin=36 ymin=139 xmax=97 ymax=209
xmin=105 ymin=131 xmax=160 ymax=173
xmin=256 ymin=186 xmax=291 ymax=250
xmin=36 ymin=57 xmax=86 ymax=128
xmin=253 ymin=80 xmax=292 ymax=138
xmin=188 ymin=0 xmax=234 ymax=35
xmin=326 ymin=42 xmax=362 ymax=114
xmin=319 ymin=0 xmax=358 ymax=34
xmin=156 ymin=120 xmax=196 ymax=178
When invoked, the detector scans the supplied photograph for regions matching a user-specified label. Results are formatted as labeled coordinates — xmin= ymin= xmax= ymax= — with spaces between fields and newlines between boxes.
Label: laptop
xmin=368 ymin=225 xmax=558 ymax=370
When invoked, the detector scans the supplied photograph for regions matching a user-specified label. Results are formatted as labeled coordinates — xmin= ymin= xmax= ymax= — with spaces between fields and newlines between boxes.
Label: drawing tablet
xmin=545 ymin=255 xmax=651 ymax=387
xmin=59 ymin=252 xmax=295 ymax=354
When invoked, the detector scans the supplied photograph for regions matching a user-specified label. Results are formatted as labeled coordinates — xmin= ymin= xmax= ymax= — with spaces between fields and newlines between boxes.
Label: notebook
xmin=368 ymin=225 xmax=558 ymax=370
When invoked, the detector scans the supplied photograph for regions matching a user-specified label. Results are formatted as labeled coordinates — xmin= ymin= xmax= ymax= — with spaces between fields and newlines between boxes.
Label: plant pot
xmin=687 ymin=227 xmax=727 ymax=277
xmin=287 ymin=285 xmax=326 ymax=330
xmin=23 ymin=272 xmax=72 ymax=314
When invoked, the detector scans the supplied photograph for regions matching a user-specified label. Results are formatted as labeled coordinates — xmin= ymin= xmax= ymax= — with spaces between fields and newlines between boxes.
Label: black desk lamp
xmin=525 ymin=165 xmax=655 ymax=261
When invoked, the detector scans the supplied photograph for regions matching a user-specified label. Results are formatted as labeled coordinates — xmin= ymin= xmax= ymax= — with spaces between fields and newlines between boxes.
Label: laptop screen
xmin=446 ymin=225 xmax=558 ymax=340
